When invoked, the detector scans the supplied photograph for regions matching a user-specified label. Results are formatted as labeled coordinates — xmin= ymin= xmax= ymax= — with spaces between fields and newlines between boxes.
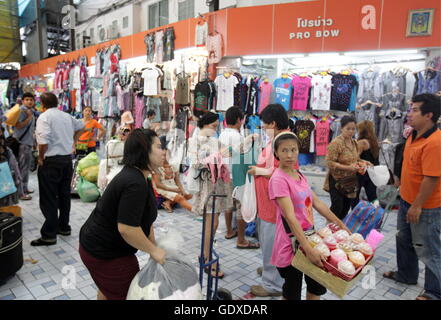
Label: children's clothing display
xmin=273 ymin=77 xmax=293 ymax=111
xmin=291 ymin=76 xmax=312 ymax=111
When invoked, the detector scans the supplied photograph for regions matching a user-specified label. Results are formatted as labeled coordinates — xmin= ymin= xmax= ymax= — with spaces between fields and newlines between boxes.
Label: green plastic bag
xmin=77 ymin=152 xmax=100 ymax=174
xmin=77 ymin=177 xmax=100 ymax=202
xmin=81 ymin=165 xmax=99 ymax=183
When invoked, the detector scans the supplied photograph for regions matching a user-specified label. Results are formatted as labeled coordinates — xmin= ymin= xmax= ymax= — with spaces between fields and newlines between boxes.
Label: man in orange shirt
xmin=384 ymin=94 xmax=441 ymax=300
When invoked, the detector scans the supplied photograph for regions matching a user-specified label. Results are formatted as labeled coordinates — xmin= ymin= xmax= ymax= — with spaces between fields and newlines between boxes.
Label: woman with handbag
xmin=75 ymin=106 xmax=106 ymax=155
xmin=324 ymin=116 xmax=372 ymax=220
xmin=351 ymin=120 xmax=379 ymax=208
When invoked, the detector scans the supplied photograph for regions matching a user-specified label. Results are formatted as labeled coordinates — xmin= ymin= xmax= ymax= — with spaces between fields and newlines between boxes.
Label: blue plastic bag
xmin=0 ymin=161 xmax=17 ymax=199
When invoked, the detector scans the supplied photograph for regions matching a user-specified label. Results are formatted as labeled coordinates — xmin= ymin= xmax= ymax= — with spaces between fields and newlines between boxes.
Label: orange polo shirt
xmin=401 ymin=126 xmax=441 ymax=209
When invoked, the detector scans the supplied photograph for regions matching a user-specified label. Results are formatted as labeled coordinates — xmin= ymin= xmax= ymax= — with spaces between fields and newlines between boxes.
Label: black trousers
xmin=38 ymin=155 xmax=73 ymax=240
xmin=329 ymin=175 xmax=353 ymax=220
xmin=351 ymin=173 xmax=377 ymax=209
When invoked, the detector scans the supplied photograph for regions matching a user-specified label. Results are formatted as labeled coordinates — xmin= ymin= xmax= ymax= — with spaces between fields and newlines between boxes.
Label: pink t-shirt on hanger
xmin=291 ymin=76 xmax=312 ymax=111
xmin=258 ymin=81 xmax=273 ymax=114
xmin=315 ymin=119 xmax=331 ymax=156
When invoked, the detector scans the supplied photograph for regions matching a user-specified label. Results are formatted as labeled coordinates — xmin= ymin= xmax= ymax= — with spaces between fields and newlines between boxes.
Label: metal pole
xmin=36 ymin=0 xmax=43 ymax=60
xmin=69 ymin=0 xmax=75 ymax=51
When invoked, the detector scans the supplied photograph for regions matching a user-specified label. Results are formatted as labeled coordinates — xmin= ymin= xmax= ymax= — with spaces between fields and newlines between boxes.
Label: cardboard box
xmin=0 ymin=205 xmax=22 ymax=217
xmin=292 ymin=250 xmax=372 ymax=299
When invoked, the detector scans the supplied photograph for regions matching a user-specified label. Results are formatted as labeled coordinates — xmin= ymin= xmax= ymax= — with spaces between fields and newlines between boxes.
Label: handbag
xmin=334 ymin=174 xmax=358 ymax=197
xmin=5 ymin=120 xmax=33 ymax=158
xmin=0 ymin=161 xmax=18 ymax=199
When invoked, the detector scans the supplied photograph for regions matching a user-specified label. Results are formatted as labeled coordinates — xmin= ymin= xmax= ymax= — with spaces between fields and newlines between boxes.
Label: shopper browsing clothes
xmin=79 ymin=129 xmax=166 ymax=300
xmin=269 ymin=132 xmax=351 ymax=300
xmin=75 ymin=106 xmax=106 ymax=155
xmin=351 ymin=120 xmax=380 ymax=208
xmin=219 ymin=106 xmax=260 ymax=249
xmin=383 ymin=93 xmax=441 ymax=301
xmin=12 ymin=92 xmax=36 ymax=200
xmin=247 ymin=104 xmax=291 ymax=297
xmin=188 ymin=112 xmax=233 ymax=279
xmin=31 ymin=92 xmax=85 ymax=246
xmin=324 ymin=116 xmax=373 ymax=220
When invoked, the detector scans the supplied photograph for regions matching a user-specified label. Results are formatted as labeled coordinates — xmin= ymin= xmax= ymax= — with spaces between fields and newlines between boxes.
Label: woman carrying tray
xmin=269 ymin=131 xmax=351 ymax=300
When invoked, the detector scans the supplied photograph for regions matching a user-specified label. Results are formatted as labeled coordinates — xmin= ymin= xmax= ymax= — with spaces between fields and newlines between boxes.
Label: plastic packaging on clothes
xmin=126 ymin=229 xmax=202 ymax=300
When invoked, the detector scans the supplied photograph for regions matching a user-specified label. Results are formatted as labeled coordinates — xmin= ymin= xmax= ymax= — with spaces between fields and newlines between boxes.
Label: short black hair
xmin=197 ymin=111 xmax=219 ymax=129
xmin=225 ymin=106 xmax=244 ymax=125
xmin=260 ymin=104 xmax=289 ymax=130
xmin=40 ymin=92 xmax=58 ymax=109
xmin=122 ymin=128 xmax=158 ymax=171
xmin=340 ymin=115 xmax=356 ymax=129
xmin=412 ymin=93 xmax=441 ymax=124
xmin=22 ymin=92 xmax=35 ymax=100
xmin=147 ymin=109 xmax=156 ymax=117
xmin=273 ymin=133 xmax=299 ymax=161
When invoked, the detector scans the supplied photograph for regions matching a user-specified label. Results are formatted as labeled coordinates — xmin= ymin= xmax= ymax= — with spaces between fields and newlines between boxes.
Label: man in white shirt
xmin=31 ymin=92 xmax=85 ymax=246
xmin=219 ymin=106 xmax=260 ymax=249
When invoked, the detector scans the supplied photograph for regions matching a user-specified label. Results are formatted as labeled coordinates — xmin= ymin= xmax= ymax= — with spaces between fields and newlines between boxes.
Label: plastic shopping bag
xmin=367 ymin=165 xmax=390 ymax=187
xmin=77 ymin=177 xmax=100 ymax=202
xmin=0 ymin=161 xmax=17 ymax=199
xmin=127 ymin=229 xmax=202 ymax=300
xmin=81 ymin=165 xmax=99 ymax=183
xmin=4 ymin=104 xmax=21 ymax=126
xmin=185 ymin=167 xmax=200 ymax=194
xmin=76 ymin=152 xmax=100 ymax=174
xmin=240 ymin=175 xmax=257 ymax=223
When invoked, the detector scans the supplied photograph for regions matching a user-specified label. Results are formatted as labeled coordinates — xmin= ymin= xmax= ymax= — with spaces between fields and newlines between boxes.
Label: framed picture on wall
xmin=406 ymin=9 xmax=435 ymax=37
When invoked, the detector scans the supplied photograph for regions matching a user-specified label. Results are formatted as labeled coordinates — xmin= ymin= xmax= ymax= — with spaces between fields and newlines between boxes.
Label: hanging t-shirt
xmin=195 ymin=21 xmax=208 ymax=47
xmin=273 ymin=77 xmax=293 ymax=111
xmin=142 ymin=68 xmax=162 ymax=96
xmin=258 ymin=81 xmax=272 ymax=114
xmin=206 ymin=33 xmax=223 ymax=64
xmin=315 ymin=119 xmax=331 ymax=156
xmin=163 ymin=27 xmax=175 ymax=62
xmin=175 ymin=74 xmax=191 ymax=105
xmin=294 ymin=120 xmax=315 ymax=154
xmin=155 ymin=30 xmax=164 ymax=64
xmin=194 ymin=80 xmax=216 ymax=118
xmin=291 ymin=76 xmax=312 ymax=111
xmin=144 ymin=33 xmax=155 ymax=63
xmin=310 ymin=74 xmax=332 ymax=110
xmin=214 ymin=74 xmax=239 ymax=111
xmin=330 ymin=74 xmax=358 ymax=111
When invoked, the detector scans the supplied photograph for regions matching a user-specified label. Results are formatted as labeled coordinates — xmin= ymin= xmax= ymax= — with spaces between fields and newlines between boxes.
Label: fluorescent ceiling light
xmin=344 ymin=50 xmax=419 ymax=56
xmin=243 ymin=54 xmax=305 ymax=59
xmin=44 ymin=73 xmax=54 ymax=78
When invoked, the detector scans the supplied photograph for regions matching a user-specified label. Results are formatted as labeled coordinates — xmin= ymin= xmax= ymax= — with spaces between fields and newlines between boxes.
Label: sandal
xmin=161 ymin=202 xmax=173 ymax=213
xmin=383 ymin=271 xmax=417 ymax=285
xmin=225 ymin=230 xmax=238 ymax=240
xmin=236 ymin=240 xmax=260 ymax=249
xmin=416 ymin=293 xmax=434 ymax=300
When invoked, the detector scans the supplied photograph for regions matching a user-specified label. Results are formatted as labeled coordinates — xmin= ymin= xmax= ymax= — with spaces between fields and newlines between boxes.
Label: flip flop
xmin=416 ymin=293 xmax=433 ymax=300
xmin=225 ymin=230 xmax=238 ymax=239
xmin=383 ymin=271 xmax=417 ymax=285
xmin=237 ymin=241 xmax=260 ymax=249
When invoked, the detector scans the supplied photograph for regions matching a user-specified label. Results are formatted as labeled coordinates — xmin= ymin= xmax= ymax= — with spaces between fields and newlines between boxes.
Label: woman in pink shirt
xmin=269 ymin=131 xmax=350 ymax=300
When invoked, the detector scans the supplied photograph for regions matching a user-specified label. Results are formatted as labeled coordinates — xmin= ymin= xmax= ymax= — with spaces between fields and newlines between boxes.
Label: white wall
xmin=235 ymin=0 xmax=314 ymax=7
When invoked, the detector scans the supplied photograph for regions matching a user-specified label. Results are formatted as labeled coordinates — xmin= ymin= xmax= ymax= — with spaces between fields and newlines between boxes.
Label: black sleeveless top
xmin=360 ymin=149 xmax=379 ymax=166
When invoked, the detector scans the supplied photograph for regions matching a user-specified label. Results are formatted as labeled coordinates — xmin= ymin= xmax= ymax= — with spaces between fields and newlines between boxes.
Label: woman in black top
xmin=351 ymin=120 xmax=380 ymax=208
xmin=79 ymin=129 xmax=166 ymax=300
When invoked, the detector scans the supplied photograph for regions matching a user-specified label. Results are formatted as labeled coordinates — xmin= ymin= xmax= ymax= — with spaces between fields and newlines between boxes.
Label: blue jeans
xmin=396 ymin=199 xmax=441 ymax=300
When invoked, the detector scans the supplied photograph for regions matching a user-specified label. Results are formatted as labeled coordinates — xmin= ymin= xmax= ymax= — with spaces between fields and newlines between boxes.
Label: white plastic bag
xmin=126 ymin=229 xmax=202 ymax=300
xmin=367 ymin=165 xmax=390 ymax=187
xmin=240 ymin=176 xmax=257 ymax=223
xmin=185 ymin=167 xmax=200 ymax=194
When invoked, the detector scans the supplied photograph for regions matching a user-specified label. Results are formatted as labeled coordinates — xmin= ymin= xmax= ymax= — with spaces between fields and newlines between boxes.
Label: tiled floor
xmin=0 ymin=172 xmax=427 ymax=300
